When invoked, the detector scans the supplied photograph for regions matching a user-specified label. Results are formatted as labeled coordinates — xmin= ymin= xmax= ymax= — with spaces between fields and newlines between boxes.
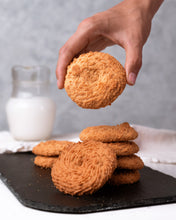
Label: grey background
xmin=0 ymin=0 xmax=175 ymax=135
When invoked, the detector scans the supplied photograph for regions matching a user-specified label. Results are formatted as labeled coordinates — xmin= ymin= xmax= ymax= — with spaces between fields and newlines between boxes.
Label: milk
xmin=6 ymin=96 xmax=56 ymax=141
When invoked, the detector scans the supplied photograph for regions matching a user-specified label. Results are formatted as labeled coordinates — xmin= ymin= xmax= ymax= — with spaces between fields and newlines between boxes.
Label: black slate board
xmin=0 ymin=152 xmax=176 ymax=214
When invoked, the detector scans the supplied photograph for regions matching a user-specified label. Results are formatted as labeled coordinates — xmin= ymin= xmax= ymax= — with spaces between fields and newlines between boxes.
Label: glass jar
xmin=6 ymin=66 xmax=56 ymax=141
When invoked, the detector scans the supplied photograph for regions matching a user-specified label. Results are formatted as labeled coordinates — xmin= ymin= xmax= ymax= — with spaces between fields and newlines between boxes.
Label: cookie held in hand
xmin=65 ymin=51 xmax=126 ymax=109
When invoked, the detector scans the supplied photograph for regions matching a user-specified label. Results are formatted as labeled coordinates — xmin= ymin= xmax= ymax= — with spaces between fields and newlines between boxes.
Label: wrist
xmin=144 ymin=0 xmax=164 ymax=19
xmin=123 ymin=0 xmax=164 ymax=20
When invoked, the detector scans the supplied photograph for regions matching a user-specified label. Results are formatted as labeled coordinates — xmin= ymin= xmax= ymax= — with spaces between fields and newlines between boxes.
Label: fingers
xmin=56 ymin=17 xmax=98 ymax=89
xmin=56 ymin=32 xmax=89 ymax=89
xmin=125 ymin=45 xmax=143 ymax=86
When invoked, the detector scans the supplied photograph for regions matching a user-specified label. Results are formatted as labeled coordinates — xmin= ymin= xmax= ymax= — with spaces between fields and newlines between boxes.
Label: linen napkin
xmin=133 ymin=125 xmax=176 ymax=164
xmin=0 ymin=131 xmax=80 ymax=154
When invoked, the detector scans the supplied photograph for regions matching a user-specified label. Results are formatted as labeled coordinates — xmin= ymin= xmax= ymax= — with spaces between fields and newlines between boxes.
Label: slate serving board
xmin=0 ymin=152 xmax=176 ymax=214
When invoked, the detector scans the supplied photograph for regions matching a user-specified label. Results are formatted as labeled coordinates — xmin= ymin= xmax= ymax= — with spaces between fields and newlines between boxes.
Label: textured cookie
xmin=65 ymin=51 xmax=126 ymax=109
xmin=32 ymin=140 xmax=73 ymax=156
xmin=110 ymin=170 xmax=140 ymax=185
xmin=108 ymin=141 xmax=139 ymax=156
xmin=79 ymin=122 xmax=138 ymax=142
xmin=34 ymin=156 xmax=58 ymax=169
xmin=51 ymin=141 xmax=117 ymax=196
xmin=116 ymin=155 xmax=144 ymax=170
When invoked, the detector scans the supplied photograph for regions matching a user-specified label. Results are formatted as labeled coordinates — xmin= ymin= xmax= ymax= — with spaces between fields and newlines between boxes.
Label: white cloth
xmin=0 ymin=131 xmax=80 ymax=154
xmin=133 ymin=125 xmax=176 ymax=164
xmin=0 ymin=125 xmax=176 ymax=164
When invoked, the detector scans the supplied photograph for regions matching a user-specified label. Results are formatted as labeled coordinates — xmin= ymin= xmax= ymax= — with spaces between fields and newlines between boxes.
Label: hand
xmin=56 ymin=0 xmax=164 ymax=89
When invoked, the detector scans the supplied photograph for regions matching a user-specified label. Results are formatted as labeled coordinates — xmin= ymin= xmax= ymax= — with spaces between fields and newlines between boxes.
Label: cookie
xmin=34 ymin=156 xmax=58 ymax=169
xmin=116 ymin=155 xmax=144 ymax=170
xmin=32 ymin=140 xmax=73 ymax=156
xmin=108 ymin=141 xmax=139 ymax=156
xmin=110 ymin=170 xmax=140 ymax=185
xmin=51 ymin=141 xmax=117 ymax=196
xmin=65 ymin=51 xmax=126 ymax=109
xmin=79 ymin=122 xmax=138 ymax=142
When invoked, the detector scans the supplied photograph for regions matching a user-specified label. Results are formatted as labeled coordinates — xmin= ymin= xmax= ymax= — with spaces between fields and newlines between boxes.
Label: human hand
xmin=56 ymin=0 xmax=164 ymax=89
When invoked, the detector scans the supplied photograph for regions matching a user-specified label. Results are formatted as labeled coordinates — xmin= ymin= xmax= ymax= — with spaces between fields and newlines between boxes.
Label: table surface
xmin=0 ymin=160 xmax=176 ymax=220
xmin=0 ymin=130 xmax=176 ymax=220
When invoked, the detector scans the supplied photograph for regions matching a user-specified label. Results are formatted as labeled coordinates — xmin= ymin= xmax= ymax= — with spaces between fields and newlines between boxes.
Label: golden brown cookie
xmin=32 ymin=140 xmax=73 ymax=156
xmin=65 ymin=51 xmax=126 ymax=109
xmin=108 ymin=141 xmax=139 ymax=156
xmin=79 ymin=122 xmax=138 ymax=142
xmin=110 ymin=170 xmax=140 ymax=185
xmin=51 ymin=141 xmax=117 ymax=196
xmin=116 ymin=155 xmax=144 ymax=170
xmin=34 ymin=156 xmax=58 ymax=169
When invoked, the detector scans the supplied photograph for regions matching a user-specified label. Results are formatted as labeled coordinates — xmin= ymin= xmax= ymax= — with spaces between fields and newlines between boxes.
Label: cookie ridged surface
xmin=65 ymin=51 xmax=126 ymax=109
xmin=116 ymin=155 xmax=144 ymax=170
xmin=51 ymin=141 xmax=117 ymax=196
xmin=110 ymin=170 xmax=140 ymax=185
xmin=32 ymin=140 xmax=72 ymax=156
xmin=34 ymin=156 xmax=58 ymax=169
xmin=79 ymin=122 xmax=138 ymax=142
xmin=107 ymin=141 xmax=139 ymax=156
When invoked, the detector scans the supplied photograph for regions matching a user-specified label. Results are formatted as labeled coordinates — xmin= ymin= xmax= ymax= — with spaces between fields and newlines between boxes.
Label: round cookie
xmin=108 ymin=141 xmax=139 ymax=156
xmin=32 ymin=140 xmax=73 ymax=156
xmin=110 ymin=170 xmax=140 ymax=185
xmin=34 ymin=156 xmax=58 ymax=169
xmin=65 ymin=51 xmax=126 ymax=109
xmin=79 ymin=122 xmax=138 ymax=142
xmin=116 ymin=155 xmax=144 ymax=170
xmin=51 ymin=141 xmax=117 ymax=196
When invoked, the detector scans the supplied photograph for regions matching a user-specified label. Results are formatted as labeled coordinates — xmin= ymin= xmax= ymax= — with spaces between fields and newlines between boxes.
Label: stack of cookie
xmin=79 ymin=122 xmax=144 ymax=186
xmin=32 ymin=140 xmax=72 ymax=168
xmin=32 ymin=140 xmax=118 ymax=196
xmin=32 ymin=122 xmax=144 ymax=196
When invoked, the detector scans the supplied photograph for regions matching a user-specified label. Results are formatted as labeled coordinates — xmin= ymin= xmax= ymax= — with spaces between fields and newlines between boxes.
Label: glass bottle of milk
xmin=6 ymin=66 xmax=56 ymax=141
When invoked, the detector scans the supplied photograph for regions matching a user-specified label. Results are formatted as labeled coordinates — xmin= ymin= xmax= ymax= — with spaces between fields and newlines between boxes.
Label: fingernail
xmin=128 ymin=72 xmax=137 ymax=85
xmin=57 ymin=80 xmax=61 ymax=89
xmin=57 ymin=80 xmax=64 ymax=89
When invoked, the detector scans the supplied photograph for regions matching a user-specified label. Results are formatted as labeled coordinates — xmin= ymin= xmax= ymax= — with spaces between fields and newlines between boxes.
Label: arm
xmin=56 ymin=0 xmax=164 ymax=89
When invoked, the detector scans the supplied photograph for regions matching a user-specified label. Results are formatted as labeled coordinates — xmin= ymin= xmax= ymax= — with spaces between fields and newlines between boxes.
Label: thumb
xmin=125 ymin=45 xmax=142 ymax=85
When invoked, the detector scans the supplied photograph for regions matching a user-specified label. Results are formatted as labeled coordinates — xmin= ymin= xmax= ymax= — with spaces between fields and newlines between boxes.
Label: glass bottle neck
xmin=12 ymin=82 xmax=50 ymax=98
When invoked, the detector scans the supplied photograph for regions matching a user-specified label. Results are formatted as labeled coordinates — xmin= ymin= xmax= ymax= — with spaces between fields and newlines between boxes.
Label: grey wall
xmin=0 ymin=0 xmax=176 ymax=135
